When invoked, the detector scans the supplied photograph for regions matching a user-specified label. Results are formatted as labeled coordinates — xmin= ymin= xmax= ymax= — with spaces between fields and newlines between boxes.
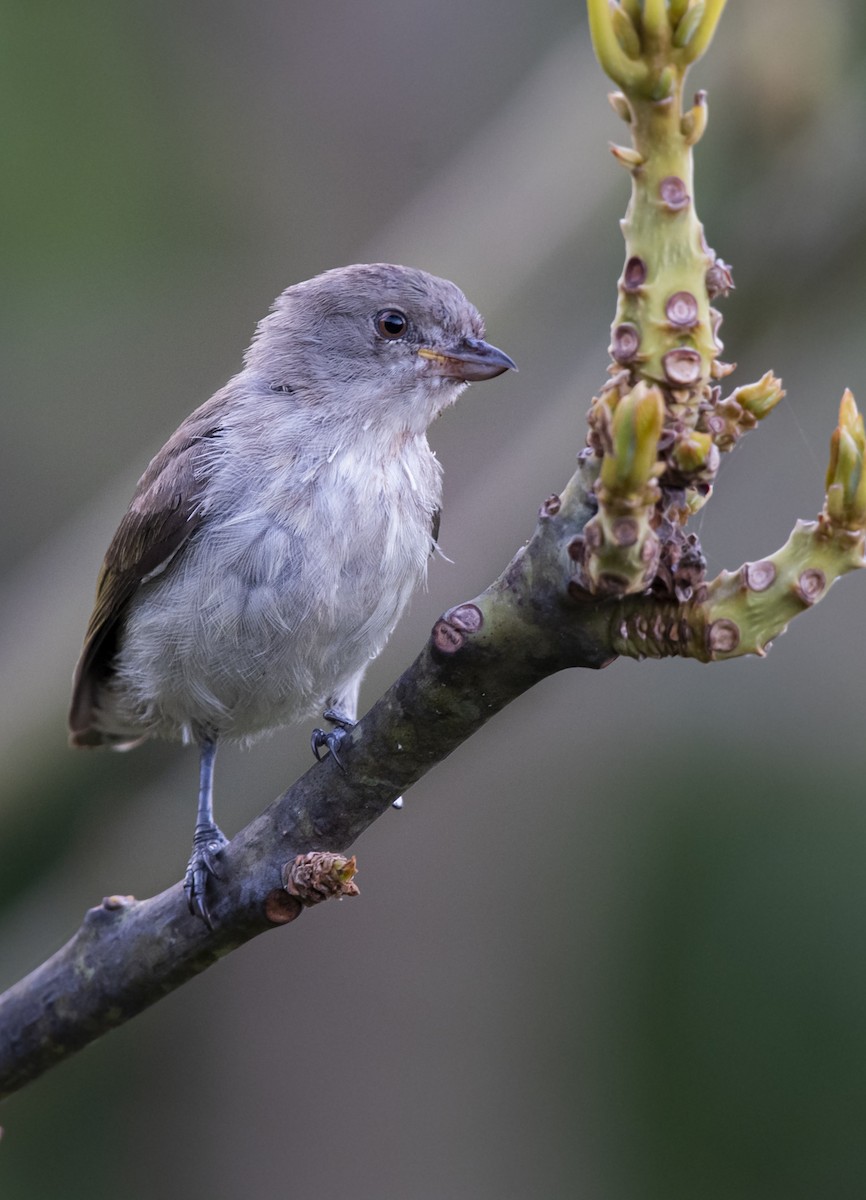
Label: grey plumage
xmin=68 ymin=263 xmax=515 ymax=920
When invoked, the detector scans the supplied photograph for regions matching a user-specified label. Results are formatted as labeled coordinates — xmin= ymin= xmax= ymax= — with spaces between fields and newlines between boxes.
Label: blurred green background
xmin=3 ymin=1 xmax=866 ymax=1196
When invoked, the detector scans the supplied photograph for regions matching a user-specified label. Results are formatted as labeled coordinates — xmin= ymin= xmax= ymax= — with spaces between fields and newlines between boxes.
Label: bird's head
xmin=245 ymin=263 xmax=516 ymax=435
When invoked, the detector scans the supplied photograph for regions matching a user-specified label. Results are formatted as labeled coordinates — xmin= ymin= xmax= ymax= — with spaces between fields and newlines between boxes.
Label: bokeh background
xmin=3 ymin=1 xmax=866 ymax=1196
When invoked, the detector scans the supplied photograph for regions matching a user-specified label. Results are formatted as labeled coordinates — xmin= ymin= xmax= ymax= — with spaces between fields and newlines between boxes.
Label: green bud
xmin=828 ymin=428 xmax=859 ymax=504
xmin=676 ymin=0 xmax=728 ymax=65
xmin=649 ymin=65 xmax=676 ymax=100
xmin=680 ymin=94 xmax=708 ymax=145
xmin=672 ymin=430 xmax=715 ymax=474
xmin=600 ymin=383 xmax=664 ymax=496
xmin=825 ymin=392 xmax=866 ymax=529
xmin=839 ymin=387 xmax=866 ymax=448
xmin=667 ymin=0 xmax=690 ymax=24
xmin=732 ymin=371 xmax=785 ymax=420
xmin=612 ymin=3 xmax=642 ymax=58
xmin=825 ymin=481 xmax=844 ymax=526
xmin=641 ymin=0 xmax=670 ymax=45
xmin=673 ymin=1 xmax=705 ymax=48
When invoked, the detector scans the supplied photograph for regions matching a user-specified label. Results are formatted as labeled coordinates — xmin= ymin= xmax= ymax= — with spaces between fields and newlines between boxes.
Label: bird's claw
xmin=311 ymin=725 xmax=349 ymax=769
xmin=184 ymin=822 xmax=229 ymax=928
xmin=311 ymin=709 xmax=357 ymax=770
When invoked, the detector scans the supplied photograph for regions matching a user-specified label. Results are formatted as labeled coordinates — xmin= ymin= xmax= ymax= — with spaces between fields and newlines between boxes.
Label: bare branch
xmin=0 ymin=458 xmax=611 ymax=1099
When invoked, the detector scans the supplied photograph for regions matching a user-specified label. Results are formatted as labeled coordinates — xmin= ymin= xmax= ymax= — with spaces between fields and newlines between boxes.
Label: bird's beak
xmin=417 ymin=338 xmax=517 ymax=382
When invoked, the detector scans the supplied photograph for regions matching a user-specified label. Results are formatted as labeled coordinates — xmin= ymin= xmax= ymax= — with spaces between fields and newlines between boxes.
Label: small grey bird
xmin=69 ymin=263 xmax=515 ymax=923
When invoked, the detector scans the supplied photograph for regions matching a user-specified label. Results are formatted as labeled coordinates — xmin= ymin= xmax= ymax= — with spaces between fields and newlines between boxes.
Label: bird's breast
xmin=109 ymin=435 xmax=443 ymax=741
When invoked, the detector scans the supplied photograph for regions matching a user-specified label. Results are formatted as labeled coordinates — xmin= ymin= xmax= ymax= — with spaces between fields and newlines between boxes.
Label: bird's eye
xmin=375 ymin=309 xmax=409 ymax=339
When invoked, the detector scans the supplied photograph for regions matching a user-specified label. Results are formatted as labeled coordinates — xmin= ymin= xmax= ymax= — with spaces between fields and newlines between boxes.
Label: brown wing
xmin=68 ymin=396 xmax=226 ymax=746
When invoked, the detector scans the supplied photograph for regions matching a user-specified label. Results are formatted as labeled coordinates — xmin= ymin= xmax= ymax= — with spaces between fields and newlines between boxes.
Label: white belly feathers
xmin=102 ymin=433 xmax=442 ymax=742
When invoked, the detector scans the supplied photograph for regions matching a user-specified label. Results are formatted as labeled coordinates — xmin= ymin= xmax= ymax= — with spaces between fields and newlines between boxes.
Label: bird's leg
xmin=183 ymin=736 xmax=228 ymax=927
xmin=311 ymin=707 xmax=356 ymax=770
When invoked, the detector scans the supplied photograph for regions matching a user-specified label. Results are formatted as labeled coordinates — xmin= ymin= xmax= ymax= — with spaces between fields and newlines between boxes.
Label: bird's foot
xmin=311 ymin=708 xmax=356 ymax=770
xmin=184 ymin=821 xmax=229 ymax=928
xmin=310 ymin=709 xmax=401 ymax=806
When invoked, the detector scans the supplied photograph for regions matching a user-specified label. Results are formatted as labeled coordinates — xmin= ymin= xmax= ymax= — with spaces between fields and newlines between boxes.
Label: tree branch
xmin=0 ymin=459 xmax=612 ymax=1099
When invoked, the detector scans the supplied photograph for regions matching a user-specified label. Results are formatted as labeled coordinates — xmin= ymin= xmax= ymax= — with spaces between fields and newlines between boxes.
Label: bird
xmin=68 ymin=263 xmax=516 ymax=925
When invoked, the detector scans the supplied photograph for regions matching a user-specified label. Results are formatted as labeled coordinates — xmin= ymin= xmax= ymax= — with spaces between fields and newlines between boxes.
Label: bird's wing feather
xmin=68 ymin=399 xmax=225 ymax=744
